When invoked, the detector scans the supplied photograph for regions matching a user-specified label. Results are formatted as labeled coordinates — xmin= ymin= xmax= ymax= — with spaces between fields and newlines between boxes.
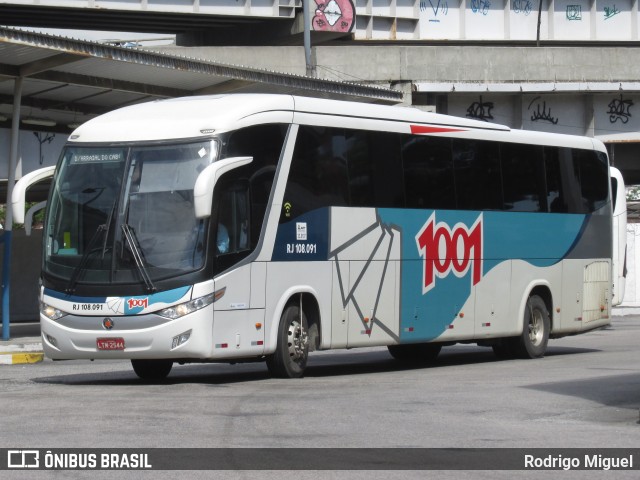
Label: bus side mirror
xmin=11 ymin=166 xmax=55 ymax=224
xmin=194 ymin=156 xmax=253 ymax=218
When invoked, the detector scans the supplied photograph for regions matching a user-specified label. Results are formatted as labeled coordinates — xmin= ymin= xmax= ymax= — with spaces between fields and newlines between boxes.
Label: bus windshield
xmin=44 ymin=140 xmax=218 ymax=290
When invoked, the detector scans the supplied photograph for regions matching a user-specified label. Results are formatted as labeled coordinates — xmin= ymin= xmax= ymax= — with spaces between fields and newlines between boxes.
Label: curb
xmin=0 ymin=351 xmax=44 ymax=365
xmin=0 ymin=342 xmax=44 ymax=365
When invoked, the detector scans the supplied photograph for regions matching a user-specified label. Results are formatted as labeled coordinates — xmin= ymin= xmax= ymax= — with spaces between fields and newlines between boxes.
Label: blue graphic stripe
xmin=377 ymin=209 xmax=589 ymax=341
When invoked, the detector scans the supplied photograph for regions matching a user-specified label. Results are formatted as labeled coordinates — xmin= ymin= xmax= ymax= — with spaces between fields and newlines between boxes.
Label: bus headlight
xmin=157 ymin=293 xmax=215 ymax=320
xmin=41 ymin=302 xmax=68 ymax=321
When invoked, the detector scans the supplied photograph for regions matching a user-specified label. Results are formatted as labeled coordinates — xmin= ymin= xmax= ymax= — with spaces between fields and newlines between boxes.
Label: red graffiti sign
xmin=415 ymin=213 xmax=483 ymax=294
xmin=313 ymin=0 xmax=355 ymax=33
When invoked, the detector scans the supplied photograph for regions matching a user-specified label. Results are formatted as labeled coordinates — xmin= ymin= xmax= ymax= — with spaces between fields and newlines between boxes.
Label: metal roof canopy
xmin=0 ymin=26 xmax=402 ymax=135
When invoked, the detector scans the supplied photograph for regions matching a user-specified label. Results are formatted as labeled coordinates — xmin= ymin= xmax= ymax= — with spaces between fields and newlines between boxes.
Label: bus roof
xmin=68 ymin=94 xmax=506 ymax=143
xmin=68 ymin=94 xmax=601 ymax=152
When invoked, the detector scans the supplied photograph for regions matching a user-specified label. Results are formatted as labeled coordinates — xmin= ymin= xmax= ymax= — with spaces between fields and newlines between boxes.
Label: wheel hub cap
xmin=529 ymin=310 xmax=543 ymax=346
xmin=287 ymin=320 xmax=308 ymax=361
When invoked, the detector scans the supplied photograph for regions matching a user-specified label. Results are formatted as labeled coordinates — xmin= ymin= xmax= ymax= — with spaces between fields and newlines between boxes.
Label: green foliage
xmin=627 ymin=186 xmax=640 ymax=201
xmin=0 ymin=202 xmax=46 ymax=229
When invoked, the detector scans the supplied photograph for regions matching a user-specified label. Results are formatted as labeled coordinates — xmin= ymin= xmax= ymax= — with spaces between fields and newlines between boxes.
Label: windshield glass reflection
xmin=44 ymin=141 xmax=217 ymax=288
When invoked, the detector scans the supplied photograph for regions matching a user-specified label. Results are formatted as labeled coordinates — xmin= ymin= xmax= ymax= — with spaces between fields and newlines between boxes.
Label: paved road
xmin=1 ymin=316 xmax=639 ymax=479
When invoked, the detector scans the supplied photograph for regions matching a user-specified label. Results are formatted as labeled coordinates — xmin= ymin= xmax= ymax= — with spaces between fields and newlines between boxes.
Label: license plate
xmin=97 ymin=338 xmax=125 ymax=351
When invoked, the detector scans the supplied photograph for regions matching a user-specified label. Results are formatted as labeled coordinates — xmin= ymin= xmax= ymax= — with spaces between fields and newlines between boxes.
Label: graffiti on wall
xmin=528 ymin=97 xmax=559 ymax=125
xmin=513 ymin=0 xmax=533 ymax=15
xmin=566 ymin=5 xmax=582 ymax=21
xmin=312 ymin=0 xmax=355 ymax=33
xmin=604 ymin=5 xmax=620 ymax=20
xmin=466 ymin=96 xmax=494 ymax=122
xmin=471 ymin=0 xmax=491 ymax=15
xmin=456 ymin=95 xmax=639 ymax=134
xmin=607 ymin=94 xmax=634 ymax=124
xmin=420 ymin=0 xmax=449 ymax=22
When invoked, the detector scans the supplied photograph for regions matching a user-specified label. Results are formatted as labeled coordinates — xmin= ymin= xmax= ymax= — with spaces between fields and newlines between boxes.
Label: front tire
xmin=131 ymin=359 xmax=173 ymax=381
xmin=266 ymin=303 xmax=309 ymax=378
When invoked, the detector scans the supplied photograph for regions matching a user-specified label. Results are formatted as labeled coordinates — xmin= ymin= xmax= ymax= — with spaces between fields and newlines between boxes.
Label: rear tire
xmin=514 ymin=295 xmax=550 ymax=359
xmin=266 ymin=303 xmax=309 ymax=378
xmin=131 ymin=359 xmax=173 ymax=381
xmin=387 ymin=343 xmax=442 ymax=364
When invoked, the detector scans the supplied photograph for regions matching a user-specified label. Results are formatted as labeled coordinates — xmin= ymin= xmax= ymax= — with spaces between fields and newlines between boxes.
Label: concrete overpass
xmin=153 ymin=42 xmax=640 ymax=182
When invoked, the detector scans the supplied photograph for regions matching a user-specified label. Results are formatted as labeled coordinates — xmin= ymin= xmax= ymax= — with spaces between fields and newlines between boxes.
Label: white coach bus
xmin=12 ymin=94 xmax=625 ymax=379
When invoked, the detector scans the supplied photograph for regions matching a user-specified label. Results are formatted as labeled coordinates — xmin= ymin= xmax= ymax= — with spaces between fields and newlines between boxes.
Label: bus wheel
xmin=515 ymin=295 xmax=550 ymax=359
xmin=131 ymin=359 xmax=173 ymax=381
xmin=266 ymin=304 xmax=309 ymax=378
xmin=387 ymin=343 xmax=441 ymax=364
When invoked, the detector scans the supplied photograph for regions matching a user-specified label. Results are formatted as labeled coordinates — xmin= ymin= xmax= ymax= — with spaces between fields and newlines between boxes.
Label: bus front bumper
xmin=40 ymin=308 xmax=214 ymax=361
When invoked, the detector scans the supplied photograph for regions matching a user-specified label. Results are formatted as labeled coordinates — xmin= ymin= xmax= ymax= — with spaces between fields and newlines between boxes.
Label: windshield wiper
xmin=121 ymin=223 xmax=156 ymax=293
xmin=100 ymin=201 xmax=117 ymax=259
xmin=65 ymin=224 xmax=107 ymax=294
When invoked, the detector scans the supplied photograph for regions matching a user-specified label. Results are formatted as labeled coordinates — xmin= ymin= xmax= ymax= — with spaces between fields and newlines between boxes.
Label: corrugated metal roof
xmin=0 ymin=26 xmax=403 ymax=134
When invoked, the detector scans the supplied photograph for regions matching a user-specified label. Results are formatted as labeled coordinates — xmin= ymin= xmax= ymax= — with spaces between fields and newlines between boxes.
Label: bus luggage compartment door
xmin=582 ymin=261 xmax=610 ymax=325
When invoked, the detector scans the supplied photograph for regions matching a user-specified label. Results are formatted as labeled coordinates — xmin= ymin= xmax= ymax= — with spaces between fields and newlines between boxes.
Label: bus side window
xmin=544 ymin=147 xmax=568 ymax=213
xmin=345 ymin=130 xmax=404 ymax=208
xmin=501 ymin=143 xmax=544 ymax=212
xmin=573 ymin=150 xmax=609 ymax=213
xmin=402 ymin=135 xmax=455 ymax=210
xmin=213 ymin=180 xmax=250 ymax=274
xmin=224 ymin=124 xmax=286 ymax=244
xmin=453 ymin=138 xmax=502 ymax=210
xmin=282 ymin=126 xmax=350 ymax=221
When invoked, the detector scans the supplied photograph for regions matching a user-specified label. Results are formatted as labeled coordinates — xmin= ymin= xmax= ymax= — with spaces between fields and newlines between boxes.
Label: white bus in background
xmin=610 ymin=167 xmax=627 ymax=306
xmin=12 ymin=94 xmax=625 ymax=379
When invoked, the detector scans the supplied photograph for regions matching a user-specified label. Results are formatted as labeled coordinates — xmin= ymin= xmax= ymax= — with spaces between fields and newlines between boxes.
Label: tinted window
xmin=344 ymin=130 xmax=404 ymax=208
xmin=501 ymin=143 xmax=544 ymax=212
xmin=283 ymin=127 xmax=404 ymax=221
xmin=284 ymin=126 xmax=609 ymax=217
xmin=282 ymin=127 xmax=349 ymax=221
xmin=574 ymin=150 xmax=609 ymax=212
xmin=544 ymin=147 xmax=567 ymax=213
xmin=224 ymin=124 xmax=286 ymax=243
xmin=453 ymin=138 xmax=503 ymax=210
xmin=402 ymin=135 xmax=455 ymax=209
